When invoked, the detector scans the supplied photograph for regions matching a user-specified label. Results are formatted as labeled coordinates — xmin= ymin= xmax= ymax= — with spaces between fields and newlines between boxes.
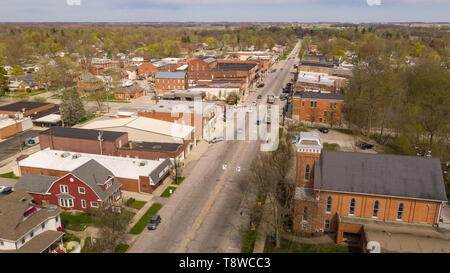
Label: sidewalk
xmin=253 ymin=197 xmax=271 ymax=253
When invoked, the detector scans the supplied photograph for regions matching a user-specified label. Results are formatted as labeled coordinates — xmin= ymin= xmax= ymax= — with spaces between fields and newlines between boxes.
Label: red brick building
xmin=39 ymin=127 xmax=128 ymax=156
xmin=38 ymin=126 xmax=184 ymax=161
xmin=292 ymin=92 xmax=344 ymax=124
xmin=16 ymin=160 xmax=122 ymax=211
xmin=137 ymin=62 xmax=158 ymax=79
xmin=0 ymin=100 xmax=56 ymax=118
xmin=293 ymin=133 xmax=448 ymax=250
xmin=113 ymin=85 xmax=144 ymax=100
xmin=155 ymin=72 xmax=187 ymax=94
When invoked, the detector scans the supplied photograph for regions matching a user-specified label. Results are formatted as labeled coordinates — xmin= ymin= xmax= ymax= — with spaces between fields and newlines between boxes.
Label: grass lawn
xmin=28 ymin=90 xmax=47 ymax=96
xmin=129 ymin=203 xmax=162 ymax=235
xmin=125 ymin=198 xmax=147 ymax=210
xmin=171 ymin=176 xmax=185 ymax=185
xmin=76 ymin=114 xmax=97 ymax=125
xmin=264 ymin=239 xmax=361 ymax=253
xmin=240 ymin=225 xmax=258 ymax=253
xmin=114 ymin=243 xmax=129 ymax=253
xmin=332 ymin=128 xmax=356 ymax=135
xmin=0 ymin=171 xmax=19 ymax=179
xmin=63 ymin=232 xmax=81 ymax=243
xmin=323 ymin=142 xmax=340 ymax=151
xmin=60 ymin=211 xmax=95 ymax=231
xmin=160 ymin=186 xmax=177 ymax=198
xmin=279 ymin=127 xmax=284 ymax=139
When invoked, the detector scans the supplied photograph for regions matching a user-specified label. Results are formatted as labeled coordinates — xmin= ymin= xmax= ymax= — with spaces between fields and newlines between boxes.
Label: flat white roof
xmin=80 ymin=116 xmax=194 ymax=140
xmin=147 ymin=100 xmax=215 ymax=116
xmin=34 ymin=114 xmax=61 ymax=123
xmin=19 ymin=148 xmax=166 ymax=180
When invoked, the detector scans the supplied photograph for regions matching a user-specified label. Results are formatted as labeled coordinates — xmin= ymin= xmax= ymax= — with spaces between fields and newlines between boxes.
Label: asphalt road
xmin=129 ymin=40 xmax=302 ymax=253
xmin=0 ymin=130 xmax=40 ymax=162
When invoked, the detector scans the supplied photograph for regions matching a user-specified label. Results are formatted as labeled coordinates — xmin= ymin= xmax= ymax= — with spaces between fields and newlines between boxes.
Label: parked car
xmin=247 ymin=106 xmax=253 ymax=113
xmin=318 ymin=127 xmax=329 ymax=134
xmin=256 ymin=120 xmax=261 ymax=125
xmin=237 ymin=128 xmax=243 ymax=134
xmin=147 ymin=214 xmax=161 ymax=230
xmin=291 ymin=134 xmax=299 ymax=144
xmin=258 ymin=83 xmax=265 ymax=88
xmin=211 ymin=136 xmax=223 ymax=143
xmin=356 ymin=141 xmax=374 ymax=150
xmin=257 ymin=95 xmax=262 ymax=99
xmin=252 ymin=101 xmax=257 ymax=106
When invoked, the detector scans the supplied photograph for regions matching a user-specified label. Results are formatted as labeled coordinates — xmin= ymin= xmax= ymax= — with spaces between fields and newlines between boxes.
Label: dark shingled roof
xmin=15 ymin=175 xmax=59 ymax=194
xmin=301 ymin=60 xmax=334 ymax=68
xmin=39 ymin=127 xmax=126 ymax=141
xmin=149 ymin=158 xmax=172 ymax=185
xmin=294 ymin=91 xmax=344 ymax=100
xmin=214 ymin=62 xmax=257 ymax=71
xmin=0 ymin=100 xmax=52 ymax=113
xmin=314 ymin=151 xmax=447 ymax=202
xmin=70 ymin=159 xmax=121 ymax=201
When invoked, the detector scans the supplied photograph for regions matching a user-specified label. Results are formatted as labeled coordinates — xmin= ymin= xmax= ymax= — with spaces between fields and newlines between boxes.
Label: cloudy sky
xmin=0 ymin=0 xmax=449 ymax=22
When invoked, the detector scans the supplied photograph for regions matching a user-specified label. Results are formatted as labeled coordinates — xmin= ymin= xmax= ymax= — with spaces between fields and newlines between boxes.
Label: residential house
xmin=113 ymin=84 xmax=144 ymax=100
xmin=0 ymin=188 xmax=64 ymax=253
xmin=17 ymin=148 xmax=172 ymax=194
xmin=16 ymin=159 xmax=122 ymax=211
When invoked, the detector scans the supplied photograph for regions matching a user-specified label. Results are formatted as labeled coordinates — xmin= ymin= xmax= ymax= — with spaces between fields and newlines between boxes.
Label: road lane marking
xmin=178 ymin=141 xmax=248 ymax=253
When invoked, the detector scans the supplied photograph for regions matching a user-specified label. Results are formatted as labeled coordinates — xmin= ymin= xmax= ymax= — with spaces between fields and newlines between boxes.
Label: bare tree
xmin=248 ymin=135 xmax=296 ymax=248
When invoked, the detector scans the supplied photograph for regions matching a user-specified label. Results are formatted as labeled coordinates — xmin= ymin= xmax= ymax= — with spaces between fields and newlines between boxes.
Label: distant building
xmin=291 ymin=92 xmax=344 ymax=124
xmin=113 ymin=84 xmax=144 ymax=100
xmin=0 ymin=116 xmax=32 ymax=139
xmin=155 ymin=72 xmax=187 ymax=93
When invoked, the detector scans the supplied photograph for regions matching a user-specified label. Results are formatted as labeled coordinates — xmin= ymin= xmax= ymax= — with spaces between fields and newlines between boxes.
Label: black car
xmin=318 ymin=127 xmax=329 ymax=134
xmin=356 ymin=141 xmax=374 ymax=150
xmin=282 ymin=88 xmax=289 ymax=93
xmin=258 ymin=83 xmax=265 ymax=88
xmin=147 ymin=214 xmax=161 ymax=230
xmin=257 ymin=95 xmax=262 ymax=99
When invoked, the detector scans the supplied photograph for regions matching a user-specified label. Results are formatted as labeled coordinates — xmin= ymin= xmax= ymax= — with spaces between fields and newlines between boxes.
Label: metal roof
xmin=314 ymin=151 xmax=447 ymax=202
xmin=155 ymin=72 xmax=186 ymax=79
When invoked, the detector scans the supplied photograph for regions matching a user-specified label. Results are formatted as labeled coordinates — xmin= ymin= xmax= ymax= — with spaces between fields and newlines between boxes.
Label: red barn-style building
xmin=16 ymin=160 xmax=122 ymax=211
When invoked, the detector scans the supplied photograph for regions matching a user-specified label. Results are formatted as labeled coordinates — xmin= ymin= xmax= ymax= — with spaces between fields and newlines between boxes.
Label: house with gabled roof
xmin=16 ymin=159 xmax=122 ymax=211
xmin=0 ymin=188 xmax=64 ymax=253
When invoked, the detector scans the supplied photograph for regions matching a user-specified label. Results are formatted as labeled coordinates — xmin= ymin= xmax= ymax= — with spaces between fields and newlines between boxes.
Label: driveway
xmin=0 ymin=130 xmax=40 ymax=162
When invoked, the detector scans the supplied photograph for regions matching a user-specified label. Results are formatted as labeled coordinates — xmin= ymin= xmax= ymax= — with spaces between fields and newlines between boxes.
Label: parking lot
xmin=0 ymin=130 xmax=40 ymax=162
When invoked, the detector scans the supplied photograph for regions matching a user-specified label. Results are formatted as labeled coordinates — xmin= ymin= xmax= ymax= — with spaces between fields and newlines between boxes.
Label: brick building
xmin=16 ymin=160 xmax=122 ymax=211
xmin=137 ymin=62 xmax=158 ymax=79
xmin=293 ymin=133 xmax=448 ymax=250
xmin=0 ymin=100 xmax=57 ymax=118
xmin=113 ymin=84 xmax=144 ymax=100
xmin=138 ymin=100 xmax=216 ymax=139
xmin=17 ymin=149 xmax=172 ymax=194
xmin=0 ymin=117 xmax=32 ymax=139
xmin=39 ymin=127 xmax=185 ymax=162
xmin=155 ymin=72 xmax=187 ymax=94
xmin=39 ymin=127 xmax=128 ymax=156
xmin=291 ymin=92 xmax=344 ymax=124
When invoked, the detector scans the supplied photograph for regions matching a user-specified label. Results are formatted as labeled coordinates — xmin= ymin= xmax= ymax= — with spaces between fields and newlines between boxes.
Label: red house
xmin=15 ymin=160 xmax=122 ymax=211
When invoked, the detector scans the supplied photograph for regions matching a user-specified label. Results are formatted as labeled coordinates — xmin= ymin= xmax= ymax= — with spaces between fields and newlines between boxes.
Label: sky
xmin=0 ymin=0 xmax=449 ymax=23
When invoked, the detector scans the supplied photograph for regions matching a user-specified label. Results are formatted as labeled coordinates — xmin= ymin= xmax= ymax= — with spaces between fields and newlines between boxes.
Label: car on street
xmin=247 ymin=106 xmax=253 ymax=113
xmin=257 ymin=95 xmax=262 ymax=99
xmin=256 ymin=120 xmax=261 ymax=125
xmin=147 ymin=214 xmax=161 ymax=230
xmin=252 ymin=101 xmax=257 ymax=106
xmin=257 ymin=83 xmax=264 ymax=88
xmin=272 ymin=69 xmax=277 ymax=73
xmin=280 ymin=68 xmax=283 ymax=71
xmin=211 ymin=136 xmax=223 ymax=143
xmin=291 ymin=134 xmax=299 ymax=144
xmin=356 ymin=141 xmax=374 ymax=150
xmin=282 ymin=87 xmax=289 ymax=93
xmin=237 ymin=128 xmax=243 ymax=134
xmin=318 ymin=127 xmax=329 ymax=134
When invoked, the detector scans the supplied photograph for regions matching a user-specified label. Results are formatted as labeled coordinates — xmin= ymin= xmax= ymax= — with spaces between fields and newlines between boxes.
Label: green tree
xmin=11 ymin=64 xmax=23 ymax=77
xmin=60 ymin=88 xmax=86 ymax=126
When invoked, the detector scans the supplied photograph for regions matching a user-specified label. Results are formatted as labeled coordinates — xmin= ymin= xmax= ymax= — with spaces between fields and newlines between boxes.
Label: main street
xmin=129 ymin=40 xmax=302 ymax=253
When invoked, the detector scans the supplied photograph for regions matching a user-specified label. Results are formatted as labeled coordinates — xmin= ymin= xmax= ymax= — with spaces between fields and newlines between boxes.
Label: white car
xmin=252 ymin=101 xmax=257 ymax=106
xmin=247 ymin=107 xmax=254 ymax=113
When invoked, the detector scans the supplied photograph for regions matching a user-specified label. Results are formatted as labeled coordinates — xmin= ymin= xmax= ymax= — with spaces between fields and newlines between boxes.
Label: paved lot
xmin=0 ymin=177 xmax=17 ymax=187
xmin=0 ymin=130 xmax=40 ymax=162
